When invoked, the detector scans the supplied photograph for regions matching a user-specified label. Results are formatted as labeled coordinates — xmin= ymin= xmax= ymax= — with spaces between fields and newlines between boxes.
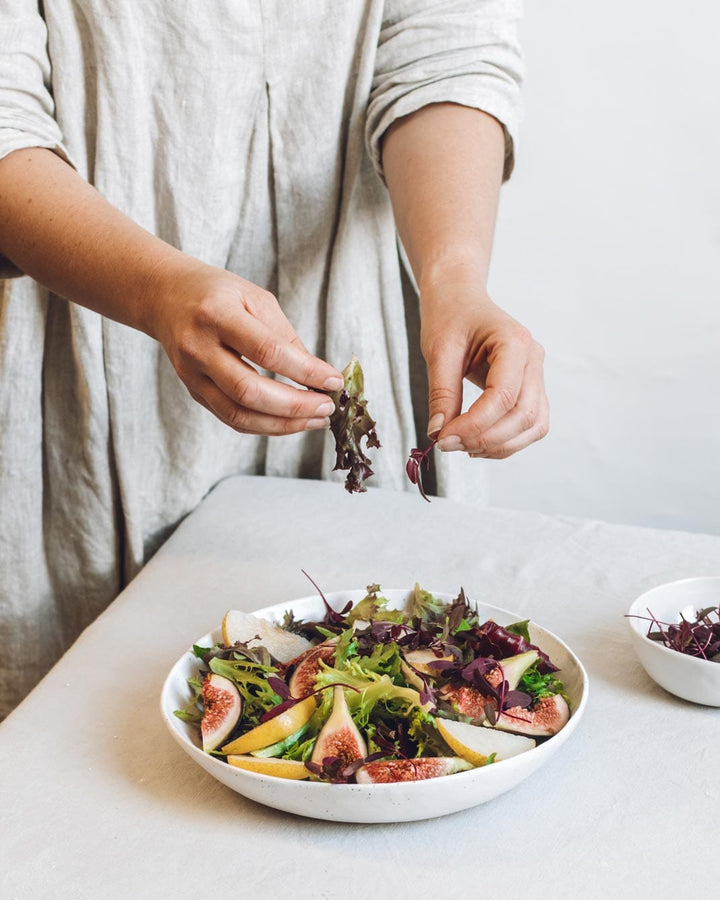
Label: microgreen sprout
xmin=406 ymin=439 xmax=436 ymax=502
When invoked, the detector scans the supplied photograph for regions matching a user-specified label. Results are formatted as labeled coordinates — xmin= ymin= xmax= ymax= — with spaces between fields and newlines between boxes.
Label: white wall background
xmin=486 ymin=0 xmax=720 ymax=534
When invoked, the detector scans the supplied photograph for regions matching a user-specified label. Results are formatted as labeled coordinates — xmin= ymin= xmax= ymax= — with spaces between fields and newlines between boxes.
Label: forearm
xmin=0 ymin=147 xmax=191 ymax=335
xmin=381 ymin=103 xmax=505 ymax=293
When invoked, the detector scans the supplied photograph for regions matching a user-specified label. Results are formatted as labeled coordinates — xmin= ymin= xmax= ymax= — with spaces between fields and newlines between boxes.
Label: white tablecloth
xmin=2 ymin=476 xmax=718 ymax=899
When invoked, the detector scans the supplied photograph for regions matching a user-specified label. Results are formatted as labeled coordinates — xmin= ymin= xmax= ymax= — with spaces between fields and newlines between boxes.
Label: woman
xmin=0 ymin=0 xmax=547 ymax=716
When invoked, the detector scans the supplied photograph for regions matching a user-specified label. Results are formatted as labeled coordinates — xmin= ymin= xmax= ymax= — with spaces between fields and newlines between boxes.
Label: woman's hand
xmin=146 ymin=260 xmax=344 ymax=435
xmin=421 ymin=280 xmax=548 ymax=458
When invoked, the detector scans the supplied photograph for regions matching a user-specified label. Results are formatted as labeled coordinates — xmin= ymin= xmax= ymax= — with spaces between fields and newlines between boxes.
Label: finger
xmin=423 ymin=336 xmax=466 ymax=439
xmin=218 ymin=304 xmax=343 ymax=392
xmin=436 ymin=338 xmax=531 ymax=451
xmin=204 ymin=348 xmax=336 ymax=420
xmin=463 ymin=348 xmax=547 ymax=454
xmin=469 ymin=403 xmax=549 ymax=459
xmin=188 ymin=377 xmax=331 ymax=436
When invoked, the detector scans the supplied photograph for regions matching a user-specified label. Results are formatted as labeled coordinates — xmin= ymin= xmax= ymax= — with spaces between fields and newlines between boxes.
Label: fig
xmin=221 ymin=610 xmax=312 ymax=663
xmin=200 ymin=673 xmax=243 ymax=752
xmin=355 ymin=757 xmax=472 ymax=784
xmin=288 ymin=639 xmax=338 ymax=698
xmin=487 ymin=693 xmax=570 ymax=738
xmin=311 ymin=685 xmax=367 ymax=768
xmin=438 ymin=683 xmax=492 ymax=720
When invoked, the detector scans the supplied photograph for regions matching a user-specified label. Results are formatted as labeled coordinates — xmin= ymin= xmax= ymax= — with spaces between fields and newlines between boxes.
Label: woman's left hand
xmin=421 ymin=281 xmax=549 ymax=458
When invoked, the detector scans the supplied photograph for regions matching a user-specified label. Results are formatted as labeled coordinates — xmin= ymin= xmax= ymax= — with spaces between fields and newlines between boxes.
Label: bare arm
xmin=0 ymin=147 xmax=342 ymax=433
xmin=383 ymin=103 xmax=548 ymax=458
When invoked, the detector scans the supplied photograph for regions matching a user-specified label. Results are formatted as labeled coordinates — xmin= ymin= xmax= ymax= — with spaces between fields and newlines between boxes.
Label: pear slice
xmin=221 ymin=695 xmax=316 ymax=755
xmin=227 ymin=756 xmax=310 ymax=780
xmin=437 ymin=717 xmax=536 ymax=766
xmin=221 ymin=610 xmax=313 ymax=663
xmin=402 ymin=648 xmax=454 ymax=676
xmin=497 ymin=650 xmax=539 ymax=690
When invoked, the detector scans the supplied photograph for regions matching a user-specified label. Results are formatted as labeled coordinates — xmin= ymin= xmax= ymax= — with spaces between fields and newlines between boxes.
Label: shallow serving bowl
xmin=627 ymin=576 xmax=720 ymax=706
xmin=161 ymin=588 xmax=589 ymax=823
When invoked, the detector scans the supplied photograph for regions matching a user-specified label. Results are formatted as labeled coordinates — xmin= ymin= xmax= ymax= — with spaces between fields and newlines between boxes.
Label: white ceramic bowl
xmin=161 ymin=589 xmax=588 ymax=823
xmin=627 ymin=576 xmax=720 ymax=706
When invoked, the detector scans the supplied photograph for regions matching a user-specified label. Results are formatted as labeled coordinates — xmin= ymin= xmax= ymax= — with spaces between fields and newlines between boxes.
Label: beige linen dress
xmin=0 ymin=0 xmax=522 ymax=715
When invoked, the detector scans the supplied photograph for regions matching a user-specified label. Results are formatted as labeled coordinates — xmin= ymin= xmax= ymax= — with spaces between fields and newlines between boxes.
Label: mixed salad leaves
xmin=175 ymin=584 xmax=570 ymax=784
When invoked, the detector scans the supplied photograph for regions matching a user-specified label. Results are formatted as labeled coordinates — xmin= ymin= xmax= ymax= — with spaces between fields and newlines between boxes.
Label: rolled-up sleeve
xmin=0 ymin=0 xmax=73 ymax=163
xmin=0 ymin=1 xmax=74 ymax=277
xmin=366 ymin=0 xmax=523 ymax=182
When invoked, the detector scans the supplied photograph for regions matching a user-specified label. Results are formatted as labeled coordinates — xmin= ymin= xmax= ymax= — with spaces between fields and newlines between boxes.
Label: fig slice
xmin=221 ymin=610 xmax=313 ymax=663
xmin=485 ymin=693 xmax=570 ymax=738
xmin=438 ymin=683 xmax=492 ymax=720
xmin=355 ymin=757 xmax=472 ymax=784
xmin=311 ymin=685 xmax=367 ymax=768
xmin=437 ymin=718 xmax=535 ymax=766
xmin=221 ymin=695 xmax=316 ymax=755
xmin=288 ymin=639 xmax=338 ymax=698
xmin=200 ymin=673 xmax=243 ymax=752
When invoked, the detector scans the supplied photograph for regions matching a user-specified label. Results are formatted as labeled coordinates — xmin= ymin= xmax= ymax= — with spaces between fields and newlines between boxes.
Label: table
xmin=2 ymin=476 xmax=718 ymax=899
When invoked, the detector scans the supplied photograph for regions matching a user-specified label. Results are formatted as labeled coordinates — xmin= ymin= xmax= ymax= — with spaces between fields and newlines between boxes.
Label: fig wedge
xmin=311 ymin=685 xmax=367 ymax=768
xmin=288 ymin=640 xmax=338 ymax=698
xmin=486 ymin=693 xmax=570 ymax=738
xmin=200 ymin=673 xmax=243 ymax=752
xmin=438 ymin=683 xmax=492 ymax=720
xmin=355 ymin=757 xmax=472 ymax=784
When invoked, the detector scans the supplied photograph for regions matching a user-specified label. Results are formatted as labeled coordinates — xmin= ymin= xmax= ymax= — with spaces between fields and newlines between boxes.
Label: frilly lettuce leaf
xmin=328 ymin=355 xmax=381 ymax=494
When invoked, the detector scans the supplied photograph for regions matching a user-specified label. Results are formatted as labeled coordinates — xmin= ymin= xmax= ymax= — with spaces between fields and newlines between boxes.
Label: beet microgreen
xmin=628 ymin=605 xmax=720 ymax=661
xmin=406 ymin=440 xmax=436 ymax=502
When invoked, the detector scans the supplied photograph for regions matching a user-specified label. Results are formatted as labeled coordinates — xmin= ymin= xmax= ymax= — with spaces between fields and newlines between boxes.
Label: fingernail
xmin=306 ymin=417 xmax=331 ymax=430
xmin=437 ymin=436 xmax=465 ymax=452
xmin=427 ymin=414 xmax=444 ymax=439
xmin=469 ymin=452 xmax=486 ymax=458
xmin=322 ymin=375 xmax=344 ymax=391
xmin=315 ymin=399 xmax=336 ymax=417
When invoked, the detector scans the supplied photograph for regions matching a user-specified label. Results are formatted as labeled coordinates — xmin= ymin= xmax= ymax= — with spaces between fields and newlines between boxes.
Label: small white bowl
xmin=627 ymin=576 xmax=720 ymax=706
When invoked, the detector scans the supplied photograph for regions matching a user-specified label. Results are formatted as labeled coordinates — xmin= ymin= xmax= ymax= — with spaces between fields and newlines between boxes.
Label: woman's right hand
xmin=144 ymin=259 xmax=344 ymax=435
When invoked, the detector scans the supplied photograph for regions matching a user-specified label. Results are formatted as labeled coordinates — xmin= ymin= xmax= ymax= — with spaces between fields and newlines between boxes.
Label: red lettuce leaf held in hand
xmin=328 ymin=355 xmax=381 ymax=494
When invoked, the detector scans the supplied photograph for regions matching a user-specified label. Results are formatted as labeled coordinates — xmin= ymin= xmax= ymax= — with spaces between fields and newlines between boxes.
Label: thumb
xmin=424 ymin=342 xmax=465 ymax=439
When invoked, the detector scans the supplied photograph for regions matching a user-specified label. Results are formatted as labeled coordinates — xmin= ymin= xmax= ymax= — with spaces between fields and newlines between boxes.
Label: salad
xmin=175 ymin=584 xmax=571 ymax=784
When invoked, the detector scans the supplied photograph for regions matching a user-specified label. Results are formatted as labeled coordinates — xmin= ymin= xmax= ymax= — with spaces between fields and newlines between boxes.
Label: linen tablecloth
xmin=1 ymin=476 xmax=718 ymax=898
